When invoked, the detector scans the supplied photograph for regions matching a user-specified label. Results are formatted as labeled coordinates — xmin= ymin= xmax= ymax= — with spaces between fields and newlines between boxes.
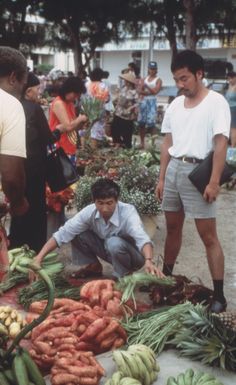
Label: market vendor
xmin=34 ymin=178 xmax=164 ymax=278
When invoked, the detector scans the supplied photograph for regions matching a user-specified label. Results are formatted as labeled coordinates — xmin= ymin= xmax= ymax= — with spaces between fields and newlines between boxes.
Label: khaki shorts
xmin=161 ymin=158 xmax=216 ymax=218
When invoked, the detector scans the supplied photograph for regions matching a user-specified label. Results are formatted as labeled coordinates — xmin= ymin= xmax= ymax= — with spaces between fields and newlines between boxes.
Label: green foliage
xmin=75 ymin=158 xmax=161 ymax=215
xmin=35 ymin=63 xmax=53 ymax=74
xmin=75 ymin=176 xmax=98 ymax=211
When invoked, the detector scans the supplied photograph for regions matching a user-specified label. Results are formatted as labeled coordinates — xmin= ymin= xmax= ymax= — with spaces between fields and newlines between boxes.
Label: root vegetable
xmin=100 ymin=333 xmax=117 ymax=349
xmin=112 ymin=337 xmax=125 ymax=349
xmin=52 ymin=373 xmax=78 ymax=385
xmin=79 ymin=318 xmax=107 ymax=341
xmin=95 ymin=320 xmax=120 ymax=343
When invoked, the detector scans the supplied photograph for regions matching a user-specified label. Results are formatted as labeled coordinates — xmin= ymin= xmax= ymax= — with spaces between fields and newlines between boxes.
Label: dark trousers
xmin=9 ymin=171 xmax=47 ymax=253
xmin=111 ymin=115 xmax=134 ymax=148
xmin=71 ymin=230 xmax=145 ymax=277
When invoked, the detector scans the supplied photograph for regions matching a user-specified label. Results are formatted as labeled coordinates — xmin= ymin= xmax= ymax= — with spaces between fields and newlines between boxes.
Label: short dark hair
xmin=90 ymin=68 xmax=106 ymax=81
xmin=91 ymin=178 xmax=120 ymax=201
xmin=171 ymin=50 xmax=204 ymax=76
xmin=0 ymin=46 xmax=27 ymax=81
xmin=227 ymin=71 xmax=236 ymax=78
xmin=58 ymin=77 xmax=86 ymax=100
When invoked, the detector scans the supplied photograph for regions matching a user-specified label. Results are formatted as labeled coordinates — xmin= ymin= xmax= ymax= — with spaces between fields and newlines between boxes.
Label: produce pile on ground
xmin=166 ymin=368 xmax=224 ymax=385
xmin=27 ymin=297 xmax=127 ymax=369
xmin=0 ymin=305 xmax=27 ymax=339
xmin=1 ymin=250 xmax=235 ymax=385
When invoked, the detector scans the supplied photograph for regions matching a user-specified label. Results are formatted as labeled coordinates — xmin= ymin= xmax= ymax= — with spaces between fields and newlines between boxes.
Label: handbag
xmin=188 ymin=151 xmax=235 ymax=195
xmin=46 ymin=146 xmax=78 ymax=192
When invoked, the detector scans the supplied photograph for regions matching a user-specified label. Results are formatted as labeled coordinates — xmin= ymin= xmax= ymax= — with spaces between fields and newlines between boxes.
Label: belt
xmin=173 ymin=156 xmax=202 ymax=164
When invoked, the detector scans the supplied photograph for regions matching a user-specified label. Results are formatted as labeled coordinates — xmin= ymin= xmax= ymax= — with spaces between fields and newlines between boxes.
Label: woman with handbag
xmin=49 ymin=77 xmax=87 ymax=165
xmin=8 ymin=73 xmax=64 ymax=252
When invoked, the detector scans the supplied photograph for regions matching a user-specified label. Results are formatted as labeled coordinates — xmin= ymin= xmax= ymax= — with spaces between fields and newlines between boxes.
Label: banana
xmin=21 ymin=348 xmax=46 ymax=385
xmin=176 ymin=373 xmax=185 ymax=385
xmin=0 ymin=372 xmax=11 ymax=385
xmin=150 ymin=369 xmax=158 ymax=382
xmin=122 ymin=351 xmax=140 ymax=379
xmin=200 ymin=381 xmax=223 ymax=385
xmin=135 ymin=350 xmax=154 ymax=372
xmin=110 ymin=371 xmax=123 ymax=385
xmin=119 ymin=377 xmax=142 ymax=385
xmin=134 ymin=354 xmax=151 ymax=385
xmin=183 ymin=368 xmax=194 ymax=385
xmin=113 ymin=351 xmax=132 ymax=377
xmin=192 ymin=371 xmax=204 ymax=385
xmin=167 ymin=376 xmax=178 ymax=385
xmin=196 ymin=373 xmax=216 ymax=385
xmin=3 ymin=369 xmax=16 ymax=385
xmin=12 ymin=352 xmax=29 ymax=385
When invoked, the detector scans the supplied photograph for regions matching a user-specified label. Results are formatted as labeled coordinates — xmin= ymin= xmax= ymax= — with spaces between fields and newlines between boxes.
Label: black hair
xmin=91 ymin=178 xmax=120 ymax=201
xmin=90 ymin=68 xmax=106 ymax=81
xmin=0 ymin=46 xmax=27 ymax=81
xmin=227 ymin=71 xmax=236 ymax=78
xmin=103 ymin=71 xmax=109 ymax=79
xmin=58 ymin=76 xmax=86 ymax=100
xmin=171 ymin=50 xmax=204 ymax=76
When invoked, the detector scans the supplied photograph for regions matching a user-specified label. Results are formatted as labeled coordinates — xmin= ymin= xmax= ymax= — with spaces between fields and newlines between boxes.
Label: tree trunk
xmin=65 ymin=21 xmax=83 ymax=75
xmin=164 ymin=0 xmax=178 ymax=62
xmin=183 ymin=0 xmax=197 ymax=50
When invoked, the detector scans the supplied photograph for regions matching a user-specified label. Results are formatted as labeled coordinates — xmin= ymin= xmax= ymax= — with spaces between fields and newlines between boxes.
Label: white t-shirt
xmin=161 ymin=90 xmax=230 ymax=159
xmin=0 ymin=88 xmax=26 ymax=157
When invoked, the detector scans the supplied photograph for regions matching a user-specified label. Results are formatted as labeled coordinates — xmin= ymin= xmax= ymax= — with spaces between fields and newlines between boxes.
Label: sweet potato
xmin=88 ymin=356 xmax=105 ymax=376
xmin=95 ymin=320 xmax=119 ymax=343
xmin=111 ymin=337 xmax=125 ymax=349
xmin=67 ymin=365 xmax=97 ymax=377
xmin=79 ymin=378 xmax=98 ymax=385
xmin=33 ymin=341 xmax=57 ymax=356
xmin=99 ymin=333 xmax=117 ymax=350
xmin=100 ymin=289 xmax=114 ymax=307
xmin=79 ymin=318 xmax=107 ymax=341
xmin=52 ymin=373 xmax=78 ymax=385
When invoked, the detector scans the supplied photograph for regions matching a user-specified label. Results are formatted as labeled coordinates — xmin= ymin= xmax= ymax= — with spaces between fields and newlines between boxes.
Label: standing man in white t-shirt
xmin=0 ymin=46 xmax=28 ymax=216
xmin=155 ymin=50 xmax=230 ymax=314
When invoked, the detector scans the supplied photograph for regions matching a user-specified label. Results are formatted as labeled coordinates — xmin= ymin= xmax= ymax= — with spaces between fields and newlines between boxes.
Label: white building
xmin=28 ymin=17 xmax=236 ymax=86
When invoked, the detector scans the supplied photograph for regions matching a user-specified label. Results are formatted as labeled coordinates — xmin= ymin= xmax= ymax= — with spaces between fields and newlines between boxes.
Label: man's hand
xmin=203 ymin=182 xmax=220 ymax=203
xmin=29 ymin=255 xmax=43 ymax=283
xmin=144 ymin=260 xmax=165 ymax=277
xmin=155 ymin=180 xmax=164 ymax=202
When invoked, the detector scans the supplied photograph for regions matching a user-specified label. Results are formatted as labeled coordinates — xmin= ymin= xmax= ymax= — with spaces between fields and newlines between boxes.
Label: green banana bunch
xmin=166 ymin=369 xmax=224 ymax=385
xmin=8 ymin=247 xmax=63 ymax=276
xmin=112 ymin=344 xmax=159 ymax=385
xmin=0 ymin=347 xmax=46 ymax=385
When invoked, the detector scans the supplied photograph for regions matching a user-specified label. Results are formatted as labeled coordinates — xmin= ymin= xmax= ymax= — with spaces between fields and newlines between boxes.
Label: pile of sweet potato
xmin=80 ymin=279 xmax=133 ymax=318
xmin=51 ymin=351 xmax=105 ymax=385
xmin=27 ymin=298 xmax=127 ymax=371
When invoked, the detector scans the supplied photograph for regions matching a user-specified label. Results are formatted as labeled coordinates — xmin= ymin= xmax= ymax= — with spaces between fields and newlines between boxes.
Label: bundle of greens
xmin=80 ymin=97 xmax=104 ymax=125
xmin=0 ymin=248 xmax=64 ymax=294
xmin=122 ymin=302 xmax=190 ymax=355
xmin=116 ymin=272 xmax=175 ymax=308
xmin=18 ymin=274 xmax=80 ymax=309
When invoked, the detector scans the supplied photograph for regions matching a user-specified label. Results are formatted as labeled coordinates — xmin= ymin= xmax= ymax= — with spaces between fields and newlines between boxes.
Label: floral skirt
xmin=138 ymin=97 xmax=157 ymax=128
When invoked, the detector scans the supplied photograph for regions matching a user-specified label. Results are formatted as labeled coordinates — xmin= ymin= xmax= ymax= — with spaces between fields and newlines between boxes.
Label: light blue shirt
xmin=53 ymin=201 xmax=152 ymax=252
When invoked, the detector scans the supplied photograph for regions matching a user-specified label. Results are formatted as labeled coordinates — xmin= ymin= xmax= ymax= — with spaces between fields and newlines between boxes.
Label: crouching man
xmin=35 ymin=178 xmax=163 ymax=278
